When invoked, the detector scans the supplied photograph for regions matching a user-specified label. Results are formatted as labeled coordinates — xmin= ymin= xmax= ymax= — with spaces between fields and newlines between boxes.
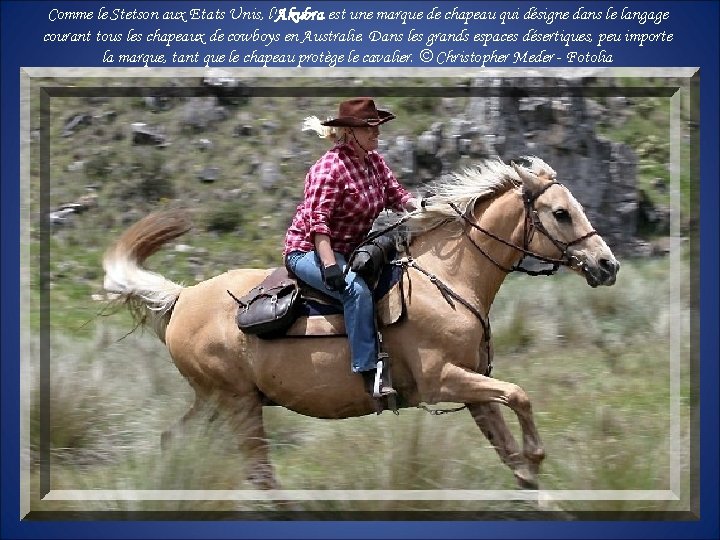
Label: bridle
xmin=448 ymin=180 xmax=598 ymax=277
xmin=390 ymin=179 xmax=598 ymax=381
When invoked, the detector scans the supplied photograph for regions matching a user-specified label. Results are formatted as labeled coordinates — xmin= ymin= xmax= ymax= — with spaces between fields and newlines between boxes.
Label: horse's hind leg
xmin=467 ymin=402 xmax=539 ymax=489
xmin=217 ymin=390 xmax=279 ymax=490
xmin=161 ymin=391 xmax=208 ymax=451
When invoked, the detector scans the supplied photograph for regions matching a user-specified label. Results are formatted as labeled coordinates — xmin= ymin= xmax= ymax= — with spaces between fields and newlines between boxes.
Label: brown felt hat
xmin=321 ymin=98 xmax=395 ymax=127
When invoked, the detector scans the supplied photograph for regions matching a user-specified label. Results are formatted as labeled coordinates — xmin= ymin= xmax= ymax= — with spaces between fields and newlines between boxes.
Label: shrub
xmin=204 ymin=202 xmax=245 ymax=233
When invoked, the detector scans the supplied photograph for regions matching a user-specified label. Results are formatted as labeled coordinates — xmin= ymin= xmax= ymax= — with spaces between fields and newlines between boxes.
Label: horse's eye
xmin=553 ymin=209 xmax=571 ymax=222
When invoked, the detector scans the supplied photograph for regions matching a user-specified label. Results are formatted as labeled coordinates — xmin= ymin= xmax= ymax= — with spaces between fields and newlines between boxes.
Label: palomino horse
xmin=103 ymin=157 xmax=619 ymax=489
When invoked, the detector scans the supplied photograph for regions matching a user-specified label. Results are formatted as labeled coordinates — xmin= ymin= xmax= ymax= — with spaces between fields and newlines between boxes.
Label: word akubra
xmin=269 ymin=6 xmax=325 ymax=22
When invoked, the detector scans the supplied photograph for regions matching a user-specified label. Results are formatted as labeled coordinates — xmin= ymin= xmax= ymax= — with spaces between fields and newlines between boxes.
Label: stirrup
xmin=372 ymin=358 xmax=396 ymax=398
xmin=361 ymin=364 xmax=396 ymax=398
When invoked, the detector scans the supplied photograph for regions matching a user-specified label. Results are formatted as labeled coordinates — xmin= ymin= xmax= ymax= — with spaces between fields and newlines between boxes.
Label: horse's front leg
xmin=438 ymin=364 xmax=545 ymax=484
xmin=467 ymin=402 xmax=541 ymax=489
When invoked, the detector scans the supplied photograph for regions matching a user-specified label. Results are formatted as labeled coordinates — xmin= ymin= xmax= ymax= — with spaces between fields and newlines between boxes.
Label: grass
xmin=25 ymin=256 xmax=692 ymax=515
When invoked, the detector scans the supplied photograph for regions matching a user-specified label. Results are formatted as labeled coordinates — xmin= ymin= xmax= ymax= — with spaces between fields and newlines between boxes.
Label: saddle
xmin=231 ymin=264 xmax=405 ymax=339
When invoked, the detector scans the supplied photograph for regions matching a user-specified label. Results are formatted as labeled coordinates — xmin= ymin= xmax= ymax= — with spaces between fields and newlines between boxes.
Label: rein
xmin=343 ymin=211 xmax=416 ymax=278
xmin=448 ymin=181 xmax=597 ymax=276
xmin=418 ymin=403 xmax=468 ymax=415
xmin=361 ymin=180 xmax=598 ymax=415
xmin=392 ymin=255 xmax=493 ymax=380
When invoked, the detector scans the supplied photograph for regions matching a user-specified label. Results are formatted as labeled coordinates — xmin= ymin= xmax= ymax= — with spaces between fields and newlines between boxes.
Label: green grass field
xmin=26 ymin=255 xmax=692 ymax=516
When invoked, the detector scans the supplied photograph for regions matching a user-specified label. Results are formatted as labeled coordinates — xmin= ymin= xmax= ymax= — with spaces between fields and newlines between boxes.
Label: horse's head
xmin=513 ymin=162 xmax=619 ymax=287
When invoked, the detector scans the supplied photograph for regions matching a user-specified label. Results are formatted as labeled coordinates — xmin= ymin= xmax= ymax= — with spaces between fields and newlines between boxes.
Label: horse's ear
xmin=512 ymin=162 xmax=545 ymax=196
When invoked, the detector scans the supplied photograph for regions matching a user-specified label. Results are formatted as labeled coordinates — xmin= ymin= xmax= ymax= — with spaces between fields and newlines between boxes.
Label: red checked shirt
xmin=284 ymin=143 xmax=411 ymax=256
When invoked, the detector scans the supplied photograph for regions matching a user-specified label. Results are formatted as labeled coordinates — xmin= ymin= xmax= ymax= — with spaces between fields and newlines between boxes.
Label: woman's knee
xmin=343 ymin=274 xmax=371 ymax=300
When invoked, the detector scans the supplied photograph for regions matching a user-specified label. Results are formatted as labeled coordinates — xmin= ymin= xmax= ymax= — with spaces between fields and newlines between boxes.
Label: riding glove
xmin=322 ymin=264 xmax=346 ymax=292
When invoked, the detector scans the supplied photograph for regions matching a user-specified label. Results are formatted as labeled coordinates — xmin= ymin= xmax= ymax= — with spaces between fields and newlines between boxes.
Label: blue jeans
xmin=285 ymin=250 xmax=377 ymax=373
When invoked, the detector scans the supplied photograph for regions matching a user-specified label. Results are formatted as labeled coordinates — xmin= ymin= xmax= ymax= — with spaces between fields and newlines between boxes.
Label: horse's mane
xmin=398 ymin=156 xmax=556 ymax=236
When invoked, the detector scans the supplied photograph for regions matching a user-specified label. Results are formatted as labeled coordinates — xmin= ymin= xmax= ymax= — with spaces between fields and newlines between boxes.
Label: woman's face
xmin=349 ymin=125 xmax=380 ymax=152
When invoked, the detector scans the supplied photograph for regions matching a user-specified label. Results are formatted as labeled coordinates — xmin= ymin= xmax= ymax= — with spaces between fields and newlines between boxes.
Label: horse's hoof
xmin=516 ymin=476 xmax=539 ymax=490
xmin=525 ymin=447 xmax=546 ymax=464
xmin=514 ymin=467 xmax=539 ymax=490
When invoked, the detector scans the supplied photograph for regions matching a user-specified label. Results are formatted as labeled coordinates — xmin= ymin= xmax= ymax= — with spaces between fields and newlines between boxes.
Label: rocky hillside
xmin=31 ymin=75 xmax=690 ymax=333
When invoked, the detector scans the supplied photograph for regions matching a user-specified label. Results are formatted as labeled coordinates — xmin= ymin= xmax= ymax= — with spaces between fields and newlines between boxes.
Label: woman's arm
xmin=314 ymin=233 xmax=336 ymax=267
xmin=314 ymin=233 xmax=345 ymax=292
xmin=375 ymin=154 xmax=413 ymax=211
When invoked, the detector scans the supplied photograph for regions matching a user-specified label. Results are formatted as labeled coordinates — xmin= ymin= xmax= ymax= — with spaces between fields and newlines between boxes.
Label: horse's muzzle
xmin=583 ymin=257 xmax=620 ymax=288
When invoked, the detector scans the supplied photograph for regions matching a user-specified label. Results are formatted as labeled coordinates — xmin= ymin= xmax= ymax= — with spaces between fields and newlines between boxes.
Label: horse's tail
xmin=103 ymin=210 xmax=192 ymax=343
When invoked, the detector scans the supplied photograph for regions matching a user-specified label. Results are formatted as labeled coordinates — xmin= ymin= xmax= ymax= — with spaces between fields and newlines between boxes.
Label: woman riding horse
xmin=103 ymin=154 xmax=619 ymax=490
xmin=284 ymin=97 xmax=420 ymax=398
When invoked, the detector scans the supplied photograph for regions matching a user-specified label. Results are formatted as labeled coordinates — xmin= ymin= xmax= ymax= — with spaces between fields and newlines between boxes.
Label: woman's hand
xmin=322 ymin=264 xmax=346 ymax=292
xmin=314 ymin=233 xmax=344 ymax=291
xmin=404 ymin=197 xmax=419 ymax=212
xmin=405 ymin=197 xmax=429 ymax=212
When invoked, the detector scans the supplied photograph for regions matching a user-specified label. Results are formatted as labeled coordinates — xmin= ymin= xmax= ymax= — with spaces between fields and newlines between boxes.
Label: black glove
xmin=322 ymin=264 xmax=346 ymax=292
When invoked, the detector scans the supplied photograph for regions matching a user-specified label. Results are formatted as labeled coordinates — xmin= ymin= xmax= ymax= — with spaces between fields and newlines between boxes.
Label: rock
xmin=62 ymin=113 xmax=92 ymax=137
xmin=93 ymin=110 xmax=117 ymax=124
xmin=213 ymin=188 xmax=244 ymax=201
xmin=180 ymin=97 xmax=226 ymax=133
xmin=197 ymin=138 xmax=213 ymax=152
xmin=57 ymin=202 xmax=85 ymax=213
xmin=234 ymin=124 xmax=254 ymax=137
xmin=49 ymin=208 xmax=75 ymax=227
xmin=143 ymin=95 xmax=173 ymax=112
xmin=248 ymin=157 xmax=262 ymax=176
xmin=417 ymin=129 xmax=441 ymax=155
xmin=261 ymin=120 xmax=278 ymax=134
xmin=387 ymin=135 xmax=415 ymax=178
xmin=260 ymin=162 xmax=280 ymax=190
xmin=66 ymin=160 xmax=85 ymax=172
xmin=131 ymin=123 xmax=169 ymax=147
xmin=463 ymin=77 xmax=642 ymax=254
xmin=76 ymin=191 xmax=99 ymax=210
xmin=198 ymin=166 xmax=220 ymax=183
xmin=201 ymin=77 xmax=251 ymax=106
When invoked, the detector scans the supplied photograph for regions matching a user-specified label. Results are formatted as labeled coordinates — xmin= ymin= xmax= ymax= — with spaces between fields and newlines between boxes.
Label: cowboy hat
xmin=321 ymin=97 xmax=395 ymax=127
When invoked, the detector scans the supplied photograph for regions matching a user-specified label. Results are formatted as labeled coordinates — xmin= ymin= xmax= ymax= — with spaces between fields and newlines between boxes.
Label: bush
xmin=84 ymin=148 xmax=115 ymax=181
xmin=132 ymin=150 xmax=175 ymax=201
xmin=204 ymin=202 xmax=244 ymax=233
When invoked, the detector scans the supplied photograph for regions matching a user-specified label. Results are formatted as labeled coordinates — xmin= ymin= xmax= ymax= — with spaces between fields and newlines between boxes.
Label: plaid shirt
xmin=284 ymin=143 xmax=411 ymax=256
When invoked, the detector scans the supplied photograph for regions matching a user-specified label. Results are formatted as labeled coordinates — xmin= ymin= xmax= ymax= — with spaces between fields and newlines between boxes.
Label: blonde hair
xmin=302 ymin=116 xmax=351 ymax=143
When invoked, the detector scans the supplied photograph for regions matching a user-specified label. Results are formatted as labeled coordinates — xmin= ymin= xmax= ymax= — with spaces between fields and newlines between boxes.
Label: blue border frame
xmin=2 ymin=1 xmax=718 ymax=539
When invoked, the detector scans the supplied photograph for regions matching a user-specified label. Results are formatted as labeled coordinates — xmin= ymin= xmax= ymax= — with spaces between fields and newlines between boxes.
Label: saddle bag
xmin=229 ymin=268 xmax=300 ymax=336
xmin=348 ymin=233 xmax=398 ymax=284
